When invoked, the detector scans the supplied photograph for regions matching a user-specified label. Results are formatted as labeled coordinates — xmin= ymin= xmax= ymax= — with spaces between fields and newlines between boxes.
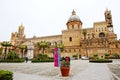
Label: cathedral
xmin=10 ymin=9 xmax=120 ymax=59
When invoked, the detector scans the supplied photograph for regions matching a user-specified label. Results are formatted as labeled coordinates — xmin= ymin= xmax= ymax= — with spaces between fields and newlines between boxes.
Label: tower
xmin=18 ymin=24 xmax=25 ymax=39
xmin=104 ymin=9 xmax=114 ymax=33
xmin=104 ymin=9 xmax=117 ymax=41
xmin=11 ymin=24 xmax=26 ymax=46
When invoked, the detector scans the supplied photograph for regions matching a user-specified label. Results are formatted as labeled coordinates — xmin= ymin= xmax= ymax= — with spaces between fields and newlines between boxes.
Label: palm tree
xmin=1 ymin=41 xmax=12 ymax=59
xmin=19 ymin=45 xmax=27 ymax=58
xmin=37 ymin=41 xmax=51 ymax=54
xmin=0 ymin=47 xmax=3 ymax=57
xmin=82 ymin=29 xmax=88 ymax=57
xmin=55 ymin=44 xmax=64 ymax=52
xmin=51 ymin=43 xmax=64 ymax=58
xmin=82 ymin=29 xmax=87 ymax=40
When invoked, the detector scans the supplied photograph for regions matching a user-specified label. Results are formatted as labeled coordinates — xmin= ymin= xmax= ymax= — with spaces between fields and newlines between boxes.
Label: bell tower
xmin=11 ymin=24 xmax=26 ymax=46
xmin=104 ymin=9 xmax=117 ymax=41
xmin=18 ymin=24 xmax=25 ymax=39
xmin=104 ymin=9 xmax=113 ymax=33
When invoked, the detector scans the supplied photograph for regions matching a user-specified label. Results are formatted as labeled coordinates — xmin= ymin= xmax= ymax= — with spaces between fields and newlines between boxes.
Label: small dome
xmin=68 ymin=10 xmax=81 ymax=22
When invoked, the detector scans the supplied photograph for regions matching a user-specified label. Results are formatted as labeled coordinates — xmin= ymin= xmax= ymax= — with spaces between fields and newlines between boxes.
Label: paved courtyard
xmin=0 ymin=59 xmax=120 ymax=80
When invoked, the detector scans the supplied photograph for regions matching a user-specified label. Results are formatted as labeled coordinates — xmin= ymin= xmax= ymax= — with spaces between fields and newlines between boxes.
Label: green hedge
xmin=31 ymin=59 xmax=54 ymax=63
xmin=0 ymin=70 xmax=13 ymax=80
xmin=89 ymin=58 xmax=112 ymax=63
xmin=0 ymin=59 xmax=25 ymax=63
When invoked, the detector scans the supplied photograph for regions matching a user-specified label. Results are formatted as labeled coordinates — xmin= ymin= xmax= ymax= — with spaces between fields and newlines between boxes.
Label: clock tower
xmin=104 ymin=9 xmax=117 ymax=41
xmin=104 ymin=9 xmax=113 ymax=33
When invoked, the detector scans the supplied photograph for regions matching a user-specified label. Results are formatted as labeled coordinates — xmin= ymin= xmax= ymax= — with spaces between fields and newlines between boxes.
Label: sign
xmin=54 ymin=48 xmax=60 ymax=67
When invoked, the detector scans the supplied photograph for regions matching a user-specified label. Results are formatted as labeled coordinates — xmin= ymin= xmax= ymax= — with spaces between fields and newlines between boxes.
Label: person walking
xmin=25 ymin=57 xmax=28 ymax=63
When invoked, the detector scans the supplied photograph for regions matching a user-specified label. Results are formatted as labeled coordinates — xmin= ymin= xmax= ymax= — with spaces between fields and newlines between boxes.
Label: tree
xmin=37 ymin=41 xmax=51 ymax=54
xmin=1 ymin=41 xmax=12 ymax=59
xmin=19 ymin=45 xmax=27 ymax=58
xmin=51 ymin=43 xmax=64 ymax=58
xmin=55 ymin=44 xmax=64 ymax=52
xmin=82 ymin=29 xmax=88 ymax=57
xmin=0 ymin=48 xmax=2 ymax=55
xmin=82 ymin=29 xmax=87 ymax=40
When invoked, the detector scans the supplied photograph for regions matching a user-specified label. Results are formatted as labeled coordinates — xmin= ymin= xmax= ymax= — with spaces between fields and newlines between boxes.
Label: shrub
xmin=89 ymin=58 xmax=112 ymax=63
xmin=31 ymin=58 xmax=53 ymax=63
xmin=0 ymin=51 xmax=25 ymax=63
xmin=7 ymin=51 xmax=19 ymax=60
xmin=31 ymin=54 xmax=53 ymax=63
xmin=0 ymin=59 xmax=25 ymax=63
xmin=37 ymin=54 xmax=49 ymax=60
xmin=72 ymin=54 xmax=78 ymax=59
xmin=104 ymin=53 xmax=110 ymax=59
xmin=0 ymin=70 xmax=13 ymax=80
xmin=93 ymin=54 xmax=98 ymax=59
xmin=114 ymin=53 xmax=120 ymax=59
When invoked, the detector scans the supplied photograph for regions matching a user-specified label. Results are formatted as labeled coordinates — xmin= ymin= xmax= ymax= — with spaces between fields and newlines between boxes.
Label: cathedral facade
xmin=11 ymin=9 xmax=120 ymax=58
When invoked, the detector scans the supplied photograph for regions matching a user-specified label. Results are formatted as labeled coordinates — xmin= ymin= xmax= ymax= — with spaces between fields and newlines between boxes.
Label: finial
xmin=21 ymin=22 xmax=23 ymax=27
xmin=72 ymin=9 xmax=76 ymax=15
xmin=19 ymin=23 xmax=24 ymax=29
xmin=106 ymin=8 xmax=108 ymax=11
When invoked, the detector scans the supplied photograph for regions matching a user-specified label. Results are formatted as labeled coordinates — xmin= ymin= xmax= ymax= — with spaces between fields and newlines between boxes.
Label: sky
xmin=0 ymin=0 xmax=120 ymax=41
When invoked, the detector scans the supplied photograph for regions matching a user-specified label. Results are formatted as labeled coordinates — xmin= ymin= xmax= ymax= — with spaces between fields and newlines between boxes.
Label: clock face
xmin=108 ymin=27 xmax=113 ymax=32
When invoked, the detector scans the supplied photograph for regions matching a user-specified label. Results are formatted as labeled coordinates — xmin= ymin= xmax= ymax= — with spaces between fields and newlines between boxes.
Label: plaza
xmin=0 ymin=59 xmax=120 ymax=80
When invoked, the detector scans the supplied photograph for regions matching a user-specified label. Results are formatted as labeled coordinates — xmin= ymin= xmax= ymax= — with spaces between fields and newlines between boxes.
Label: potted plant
xmin=60 ymin=57 xmax=70 ymax=77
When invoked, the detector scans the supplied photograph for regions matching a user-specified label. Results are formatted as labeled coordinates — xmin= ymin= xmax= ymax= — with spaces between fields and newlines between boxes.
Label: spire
xmin=19 ymin=23 xmax=24 ymax=29
xmin=72 ymin=9 xmax=76 ymax=15
xmin=106 ymin=8 xmax=108 ymax=12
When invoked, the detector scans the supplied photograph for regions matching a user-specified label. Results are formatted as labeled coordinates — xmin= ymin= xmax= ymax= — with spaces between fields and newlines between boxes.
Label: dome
xmin=68 ymin=10 xmax=81 ymax=22
xmin=68 ymin=15 xmax=80 ymax=21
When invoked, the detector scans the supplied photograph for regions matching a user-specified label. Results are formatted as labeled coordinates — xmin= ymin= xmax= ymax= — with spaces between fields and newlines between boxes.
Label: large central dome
xmin=68 ymin=10 xmax=81 ymax=22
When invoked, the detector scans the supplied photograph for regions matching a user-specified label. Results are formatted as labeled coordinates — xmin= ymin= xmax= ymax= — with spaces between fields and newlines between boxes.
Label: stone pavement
xmin=0 ymin=59 xmax=120 ymax=80
xmin=108 ymin=59 xmax=120 ymax=80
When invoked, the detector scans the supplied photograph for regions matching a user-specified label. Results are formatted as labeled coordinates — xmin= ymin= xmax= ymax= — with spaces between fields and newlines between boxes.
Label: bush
xmin=93 ymin=54 xmax=98 ymax=59
xmin=89 ymin=58 xmax=112 ymax=63
xmin=104 ymin=53 xmax=110 ymax=59
xmin=0 ymin=59 xmax=25 ymax=63
xmin=31 ymin=58 xmax=54 ymax=63
xmin=0 ymin=70 xmax=13 ymax=80
xmin=72 ymin=54 xmax=78 ymax=59
xmin=113 ymin=53 xmax=120 ymax=59
xmin=0 ymin=51 xmax=25 ymax=63
xmin=7 ymin=51 xmax=19 ymax=60
xmin=37 ymin=54 xmax=49 ymax=60
xmin=31 ymin=54 xmax=53 ymax=63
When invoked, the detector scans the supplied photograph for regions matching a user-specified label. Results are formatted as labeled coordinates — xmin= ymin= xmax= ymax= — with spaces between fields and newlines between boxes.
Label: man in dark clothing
xmin=25 ymin=57 xmax=28 ymax=63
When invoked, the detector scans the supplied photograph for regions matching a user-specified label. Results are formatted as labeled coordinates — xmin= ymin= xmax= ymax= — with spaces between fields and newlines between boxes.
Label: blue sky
xmin=0 ymin=0 xmax=120 ymax=41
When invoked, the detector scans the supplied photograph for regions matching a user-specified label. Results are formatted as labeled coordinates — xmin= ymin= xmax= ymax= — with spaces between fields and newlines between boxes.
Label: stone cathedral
xmin=10 ymin=9 xmax=120 ymax=59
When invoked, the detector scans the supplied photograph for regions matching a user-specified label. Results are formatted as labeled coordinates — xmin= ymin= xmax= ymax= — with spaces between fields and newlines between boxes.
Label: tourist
xmin=25 ymin=57 xmax=28 ymax=63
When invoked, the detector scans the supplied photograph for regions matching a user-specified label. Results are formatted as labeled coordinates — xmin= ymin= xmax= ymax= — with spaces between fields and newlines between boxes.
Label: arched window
xmin=69 ymin=37 xmax=72 ymax=42
xmin=99 ymin=32 xmax=105 ymax=38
